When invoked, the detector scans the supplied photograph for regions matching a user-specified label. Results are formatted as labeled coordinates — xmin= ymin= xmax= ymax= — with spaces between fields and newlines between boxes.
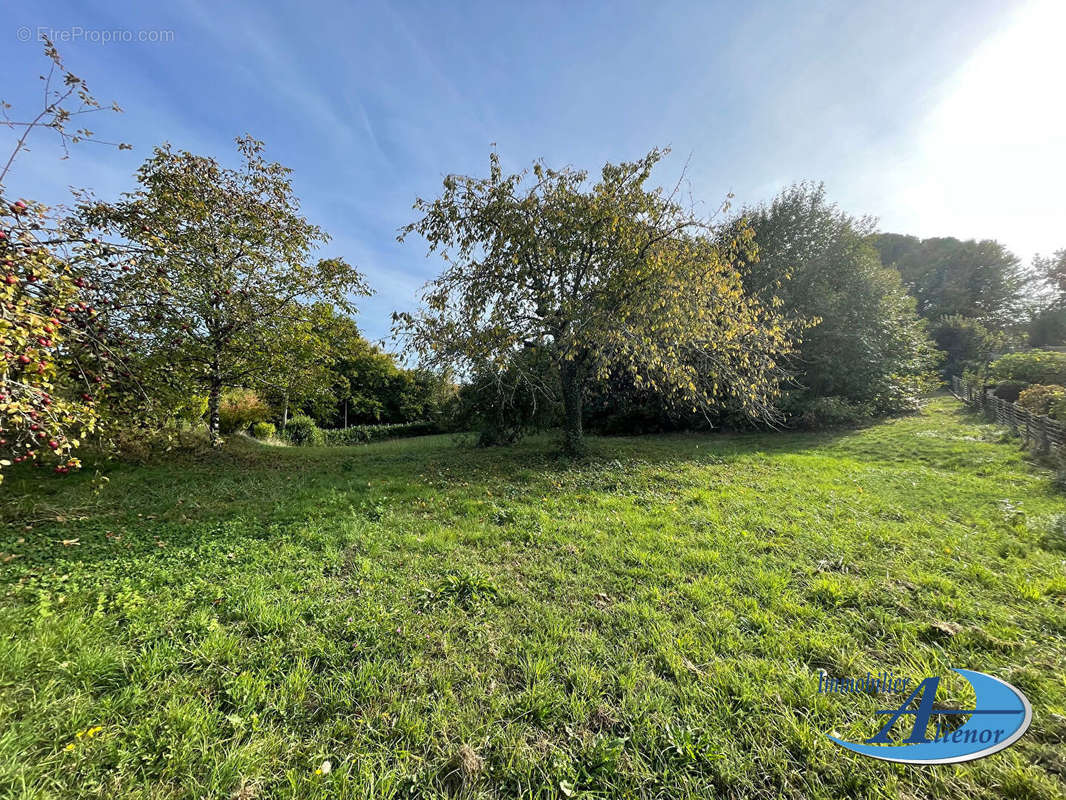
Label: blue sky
xmin=3 ymin=0 xmax=1063 ymax=344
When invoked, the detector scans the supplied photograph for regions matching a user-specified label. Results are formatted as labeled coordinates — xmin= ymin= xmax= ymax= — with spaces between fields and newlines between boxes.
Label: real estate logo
xmin=821 ymin=668 xmax=1031 ymax=764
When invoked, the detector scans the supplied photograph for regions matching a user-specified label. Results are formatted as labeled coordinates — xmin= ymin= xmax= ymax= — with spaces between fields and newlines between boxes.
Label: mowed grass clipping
xmin=1 ymin=398 xmax=1064 ymax=799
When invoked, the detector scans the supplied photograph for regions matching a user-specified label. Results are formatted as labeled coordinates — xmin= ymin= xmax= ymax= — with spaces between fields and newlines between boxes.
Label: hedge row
xmin=321 ymin=421 xmax=441 ymax=446
xmin=989 ymin=350 xmax=1066 ymax=387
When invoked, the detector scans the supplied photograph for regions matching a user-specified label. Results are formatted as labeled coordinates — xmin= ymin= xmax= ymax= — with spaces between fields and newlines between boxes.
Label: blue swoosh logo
xmin=828 ymin=669 xmax=1032 ymax=764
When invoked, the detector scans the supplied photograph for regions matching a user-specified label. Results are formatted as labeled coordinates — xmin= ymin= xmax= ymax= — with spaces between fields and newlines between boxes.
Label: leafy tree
xmin=1 ymin=37 xmax=134 ymax=483
xmin=1028 ymin=307 xmax=1066 ymax=347
xmin=742 ymin=183 xmax=938 ymax=414
xmin=394 ymin=368 xmax=458 ymax=426
xmin=258 ymin=302 xmax=363 ymax=428
xmin=395 ymin=148 xmax=795 ymax=454
xmin=1028 ymin=249 xmax=1066 ymax=347
xmin=1033 ymin=248 xmax=1066 ymax=305
xmin=76 ymin=137 xmax=370 ymax=441
xmin=316 ymin=320 xmax=400 ymax=426
xmin=317 ymin=329 xmax=454 ymax=429
xmin=871 ymin=233 xmax=1027 ymax=327
xmin=928 ymin=314 xmax=1004 ymax=379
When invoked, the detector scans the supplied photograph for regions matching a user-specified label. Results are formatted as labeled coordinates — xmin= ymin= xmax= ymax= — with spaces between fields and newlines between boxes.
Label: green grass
xmin=1 ymin=398 xmax=1064 ymax=799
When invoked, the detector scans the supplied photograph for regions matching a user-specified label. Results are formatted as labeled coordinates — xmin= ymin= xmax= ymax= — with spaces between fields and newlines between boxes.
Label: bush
xmin=218 ymin=389 xmax=271 ymax=434
xmin=990 ymin=350 xmax=1066 ymax=387
xmin=1016 ymin=385 xmax=1066 ymax=416
xmin=929 ymin=314 xmax=1003 ymax=379
xmin=322 ymin=421 xmax=441 ymax=445
xmin=284 ymin=415 xmax=323 ymax=446
xmin=457 ymin=350 xmax=560 ymax=446
xmin=250 ymin=421 xmax=276 ymax=440
xmin=992 ymin=381 xmax=1030 ymax=402
xmin=797 ymin=396 xmax=872 ymax=429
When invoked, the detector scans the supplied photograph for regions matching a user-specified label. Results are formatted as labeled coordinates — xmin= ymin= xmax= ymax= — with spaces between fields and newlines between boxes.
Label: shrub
xmin=797 ymin=396 xmax=872 ymax=429
xmin=1051 ymin=397 xmax=1066 ymax=423
xmin=284 ymin=415 xmax=323 ymax=446
xmin=250 ymin=421 xmax=276 ymax=440
xmin=990 ymin=350 xmax=1066 ymax=387
xmin=992 ymin=381 xmax=1029 ymax=402
xmin=456 ymin=350 xmax=560 ymax=446
xmin=322 ymin=421 xmax=440 ymax=446
xmin=218 ymin=389 xmax=271 ymax=434
xmin=1016 ymin=385 xmax=1066 ymax=416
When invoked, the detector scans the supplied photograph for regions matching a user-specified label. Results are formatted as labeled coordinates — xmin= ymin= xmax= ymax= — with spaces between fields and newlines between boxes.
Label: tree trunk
xmin=207 ymin=378 xmax=222 ymax=445
xmin=560 ymin=358 xmax=586 ymax=456
xmin=282 ymin=391 xmax=289 ymax=429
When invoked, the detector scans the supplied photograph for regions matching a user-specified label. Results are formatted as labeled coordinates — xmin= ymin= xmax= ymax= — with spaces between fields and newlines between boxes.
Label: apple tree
xmin=395 ymin=149 xmax=796 ymax=454
xmin=1 ymin=37 xmax=135 ymax=484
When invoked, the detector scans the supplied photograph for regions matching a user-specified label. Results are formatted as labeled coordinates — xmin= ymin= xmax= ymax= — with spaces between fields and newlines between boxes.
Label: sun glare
xmin=901 ymin=0 xmax=1066 ymax=257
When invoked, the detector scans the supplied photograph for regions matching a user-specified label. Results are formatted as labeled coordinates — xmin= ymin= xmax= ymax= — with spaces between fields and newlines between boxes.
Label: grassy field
xmin=1 ymin=397 xmax=1064 ymax=799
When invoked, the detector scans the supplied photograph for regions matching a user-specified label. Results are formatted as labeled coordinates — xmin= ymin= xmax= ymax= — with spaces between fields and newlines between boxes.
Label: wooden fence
xmin=951 ymin=376 xmax=1066 ymax=456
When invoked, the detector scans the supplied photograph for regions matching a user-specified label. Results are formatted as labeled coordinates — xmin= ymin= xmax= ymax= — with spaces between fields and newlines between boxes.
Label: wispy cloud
xmin=3 ymin=0 xmax=1048 ymax=340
